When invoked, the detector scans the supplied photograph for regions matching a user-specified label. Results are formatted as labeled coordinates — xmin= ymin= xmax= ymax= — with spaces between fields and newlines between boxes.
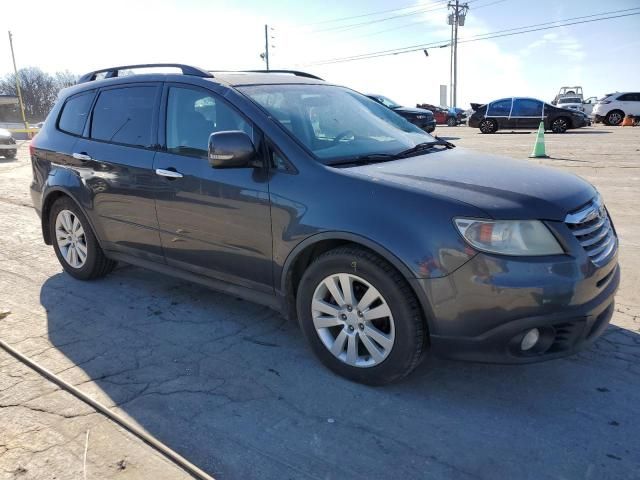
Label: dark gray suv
xmin=30 ymin=64 xmax=619 ymax=384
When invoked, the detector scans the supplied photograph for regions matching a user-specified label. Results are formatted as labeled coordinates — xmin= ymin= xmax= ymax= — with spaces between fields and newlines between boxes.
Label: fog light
xmin=520 ymin=328 xmax=540 ymax=351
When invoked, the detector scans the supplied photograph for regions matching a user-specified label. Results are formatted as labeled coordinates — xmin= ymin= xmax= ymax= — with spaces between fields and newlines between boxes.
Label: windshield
xmin=374 ymin=95 xmax=401 ymax=109
xmin=240 ymin=84 xmax=435 ymax=164
xmin=558 ymin=97 xmax=581 ymax=104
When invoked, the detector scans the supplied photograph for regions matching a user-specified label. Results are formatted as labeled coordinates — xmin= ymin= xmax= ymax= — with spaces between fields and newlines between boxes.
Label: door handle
xmin=155 ymin=168 xmax=183 ymax=179
xmin=72 ymin=152 xmax=92 ymax=161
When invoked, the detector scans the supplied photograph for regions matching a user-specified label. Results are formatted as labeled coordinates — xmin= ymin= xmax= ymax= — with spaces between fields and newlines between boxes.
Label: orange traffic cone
xmin=621 ymin=115 xmax=634 ymax=126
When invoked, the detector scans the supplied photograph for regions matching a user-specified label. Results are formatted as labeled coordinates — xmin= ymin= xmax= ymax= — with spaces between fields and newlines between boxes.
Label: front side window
xmin=511 ymin=99 xmax=543 ymax=117
xmin=91 ymin=86 xmax=157 ymax=147
xmin=166 ymin=87 xmax=254 ymax=158
xmin=240 ymin=84 xmax=432 ymax=164
xmin=487 ymin=98 xmax=512 ymax=116
xmin=58 ymin=92 xmax=94 ymax=136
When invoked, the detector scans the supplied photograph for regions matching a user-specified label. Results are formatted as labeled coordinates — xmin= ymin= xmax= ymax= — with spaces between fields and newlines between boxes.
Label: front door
xmin=152 ymin=84 xmax=273 ymax=293
xmin=511 ymin=98 xmax=544 ymax=129
xmin=74 ymin=83 xmax=164 ymax=261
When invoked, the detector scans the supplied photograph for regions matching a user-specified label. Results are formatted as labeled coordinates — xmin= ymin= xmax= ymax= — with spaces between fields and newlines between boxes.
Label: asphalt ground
xmin=0 ymin=123 xmax=638 ymax=479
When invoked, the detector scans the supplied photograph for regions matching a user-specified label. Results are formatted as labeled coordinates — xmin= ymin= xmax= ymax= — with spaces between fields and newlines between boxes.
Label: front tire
xmin=447 ymin=117 xmax=457 ymax=127
xmin=4 ymin=150 xmax=16 ymax=159
xmin=50 ymin=197 xmax=116 ymax=280
xmin=479 ymin=118 xmax=498 ymax=133
xmin=296 ymin=246 xmax=426 ymax=385
xmin=605 ymin=110 xmax=624 ymax=126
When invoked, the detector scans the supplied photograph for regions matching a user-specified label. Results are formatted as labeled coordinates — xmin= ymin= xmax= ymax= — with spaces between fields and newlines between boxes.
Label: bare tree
xmin=0 ymin=67 xmax=78 ymax=122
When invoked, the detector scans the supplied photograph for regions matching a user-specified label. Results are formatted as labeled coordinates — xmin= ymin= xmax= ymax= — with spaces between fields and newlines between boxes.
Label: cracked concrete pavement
xmin=0 ymin=124 xmax=639 ymax=479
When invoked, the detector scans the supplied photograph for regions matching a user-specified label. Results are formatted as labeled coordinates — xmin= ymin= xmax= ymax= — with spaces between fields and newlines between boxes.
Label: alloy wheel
xmin=311 ymin=273 xmax=395 ymax=368
xmin=479 ymin=119 xmax=496 ymax=133
xmin=607 ymin=112 xmax=623 ymax=125
xmin=552 ymin=118 xmax=568 ymax=133
xmin=55 ymin=209 xmax=88 ymax=268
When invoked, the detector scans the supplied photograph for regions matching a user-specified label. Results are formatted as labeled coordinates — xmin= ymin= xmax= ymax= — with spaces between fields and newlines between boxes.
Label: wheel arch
xmin=41 ymin=188 xmax=101 ymax=247
xmin=280 ymin=232 xmax=433 ymax=334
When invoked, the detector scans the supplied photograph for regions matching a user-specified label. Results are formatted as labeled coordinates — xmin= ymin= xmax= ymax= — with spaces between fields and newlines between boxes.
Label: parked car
xmin=416 ymin=103 xmax=459 ymax=126
xmin=366 ymin=94 xmax=436 ymax=132
xmin=30 ymin=64 xmax=619 ymax=384
xmin=468 ymin=97 xmax=590 ymax=133
xmin=555 ymin=96 xmax=597 ymax=116
xmin=592 ymin=92 xmax=640 ymax=125
xmin=0 ymin=128 xmax=17 ymax=158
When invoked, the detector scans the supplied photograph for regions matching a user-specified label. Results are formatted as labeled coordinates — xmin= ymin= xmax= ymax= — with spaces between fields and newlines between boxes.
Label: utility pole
xmin=7 ymin=31 xmax=28 ymax=132
xmin=264 ymin=24 xmax=270 ymax=70
xmin=447 ymin=1 xmax=468 ymax=108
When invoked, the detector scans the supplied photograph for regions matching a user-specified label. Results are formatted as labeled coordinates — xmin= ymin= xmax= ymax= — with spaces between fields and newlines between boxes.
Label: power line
xmin=348 ymin=0 xmax=506 ymax=41
xmin=305 ymin=8 xmax=640 ymax=66
xmin=302 ymin=1 xmax=449 ymax=26
xmin=310 ymin=1 xmax=460 ymax=34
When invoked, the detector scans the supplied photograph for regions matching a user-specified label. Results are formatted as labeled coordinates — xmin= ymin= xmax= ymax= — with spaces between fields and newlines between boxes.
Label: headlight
xmin=454 ymin=218 xmax=564 ymax=256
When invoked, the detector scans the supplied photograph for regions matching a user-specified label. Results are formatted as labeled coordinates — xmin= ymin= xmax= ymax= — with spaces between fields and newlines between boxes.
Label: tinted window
xmin=618 ymin=93 xmax=640 ymax=101
xmin=166 ymin=87 xmax=254 ymax=158
xmin=511 ymin=99 xmax=543 ymax=116
xmin=487 ymin=99 xmax=512 ymax=116
xmin=58 ymin=92 xmax=94 ymax=136
xmin=91 ymin=86 xmax=157 ymax=147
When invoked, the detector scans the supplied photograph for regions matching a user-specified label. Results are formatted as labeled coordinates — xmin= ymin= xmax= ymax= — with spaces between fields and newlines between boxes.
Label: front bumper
xmin=0 ymin=143 xmax=17 ymax=151
xmin=411 ymin=245 xmax=619 ymax=364
xmin=420 ymin=120 xmax=437 ymax=133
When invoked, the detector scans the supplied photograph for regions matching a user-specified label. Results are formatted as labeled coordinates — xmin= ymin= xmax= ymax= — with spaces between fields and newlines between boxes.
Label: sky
xmin=1 ymin=0 xmax=639 ymax=108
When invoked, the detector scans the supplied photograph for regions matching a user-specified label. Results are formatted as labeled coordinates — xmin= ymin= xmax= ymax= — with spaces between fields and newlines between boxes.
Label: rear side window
xmin=618 ymin=93 xmax=640 ymax=101
xmin=487 ymin=99 xmax=512 ymax=116
xmin=91 ymin=86 xmax=157 ymax=147
xmin=58 ymin=92 xmax=94 ymax=136
xmin=511 ymin=99 xmax=543 ymax=116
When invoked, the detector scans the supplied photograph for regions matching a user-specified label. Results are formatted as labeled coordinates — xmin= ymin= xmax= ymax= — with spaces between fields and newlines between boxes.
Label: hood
xmin=347 ymin=147 xmax=596 ymax=221
xmin=393 ymin=106 xmax=433 ymax=117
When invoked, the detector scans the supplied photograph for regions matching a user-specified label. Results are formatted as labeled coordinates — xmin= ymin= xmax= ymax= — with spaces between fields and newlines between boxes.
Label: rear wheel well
xmin=41 ymin=191 xmax=68 ymax=245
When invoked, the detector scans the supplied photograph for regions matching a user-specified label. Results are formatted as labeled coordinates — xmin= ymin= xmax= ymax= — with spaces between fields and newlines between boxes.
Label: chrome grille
xmin=565 ymin=196 xmax=617 ymax=266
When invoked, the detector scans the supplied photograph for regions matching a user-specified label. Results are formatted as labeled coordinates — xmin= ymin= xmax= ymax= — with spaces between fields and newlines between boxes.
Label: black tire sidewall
xmin=296 ymin=251 xmax=424 ymax=385
xmin=50 ymin=198 xmax=103 ymax=280
xmin=606 ymin=111 xmax=623 ymax=126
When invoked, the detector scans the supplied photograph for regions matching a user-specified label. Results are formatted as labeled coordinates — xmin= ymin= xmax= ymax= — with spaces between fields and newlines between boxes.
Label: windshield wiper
xmin=328 ymin=153 xmax=399 ymax=167
xmin=396 ymin=138 xmax=455 ymax=158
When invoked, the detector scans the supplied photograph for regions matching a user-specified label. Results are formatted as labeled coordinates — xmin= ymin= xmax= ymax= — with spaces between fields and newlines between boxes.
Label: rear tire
xmin=605 ymin=110 xmax=624 ymax=126
xmin=296 ymin=246 xmax=426 ymax=385
xmin=49 ymin=197 xmax=116 ymax=280
xmin=551 ymin=116 xmax=570 ymax=133
xmin=479 ymin=118 xmax=497 ymax=133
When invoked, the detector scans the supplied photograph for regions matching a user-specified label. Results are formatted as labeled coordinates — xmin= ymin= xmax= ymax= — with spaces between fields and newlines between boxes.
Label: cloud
xmin=521 ymin=31 xmax=585 ymax=61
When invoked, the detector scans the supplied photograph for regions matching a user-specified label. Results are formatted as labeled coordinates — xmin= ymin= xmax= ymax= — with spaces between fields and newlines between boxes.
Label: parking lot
xmin=0 ymin=124 xmax=638 ymax=479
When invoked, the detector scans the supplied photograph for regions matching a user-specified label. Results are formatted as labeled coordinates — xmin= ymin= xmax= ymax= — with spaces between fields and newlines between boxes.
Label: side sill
xmin=106 ymin=251 xmax=283 ymax=313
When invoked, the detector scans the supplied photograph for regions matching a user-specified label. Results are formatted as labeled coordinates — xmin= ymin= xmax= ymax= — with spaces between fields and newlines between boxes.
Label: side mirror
xmin=208 ymin=130 xmax=256 ymax=168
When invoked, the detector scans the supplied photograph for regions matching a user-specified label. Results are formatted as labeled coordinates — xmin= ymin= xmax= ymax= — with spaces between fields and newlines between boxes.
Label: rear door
xmin=73 ymin=83 xmax=164 ymax=262
xmin=511 ymin=98 xmax=544 ymax=129
xmin=486 ymin=98 xmax=513 ymax=129
xmin=618 ymin=93 xmax=640 ymax=115
xmin=152 ymin=83 xmax=273 ymax=292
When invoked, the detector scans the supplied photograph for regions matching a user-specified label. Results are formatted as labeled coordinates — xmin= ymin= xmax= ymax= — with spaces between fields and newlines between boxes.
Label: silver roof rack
xmin=77 ymin=63 xmax=213 ymax=84
xmin=212 ymin=69 xmax=323 ymax=80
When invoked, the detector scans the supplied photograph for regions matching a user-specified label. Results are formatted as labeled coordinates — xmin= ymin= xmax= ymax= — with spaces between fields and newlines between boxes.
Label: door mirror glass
xmin=208 ymin=131 xmax=256 ymax=168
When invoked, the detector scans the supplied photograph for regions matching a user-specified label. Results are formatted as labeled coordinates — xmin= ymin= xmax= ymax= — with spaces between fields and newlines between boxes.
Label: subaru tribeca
xmin=29 ymin=64 xmax=619 ymax=384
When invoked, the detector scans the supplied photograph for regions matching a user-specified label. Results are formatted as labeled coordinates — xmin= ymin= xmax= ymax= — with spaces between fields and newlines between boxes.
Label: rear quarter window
xmin=58 ymin=92 xmax=95 ymax=136
xmin=487 ymin=99 xmax=512 ymax=116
